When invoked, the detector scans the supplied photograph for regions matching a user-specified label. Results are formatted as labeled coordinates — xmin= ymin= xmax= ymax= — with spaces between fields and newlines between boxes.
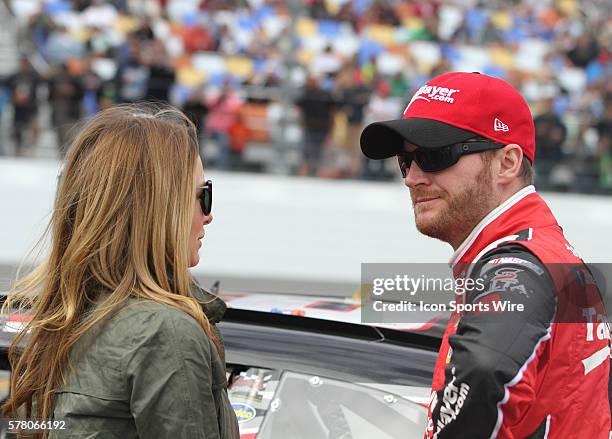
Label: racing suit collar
xmin=449 ymin=185 xmax=536 ymax=268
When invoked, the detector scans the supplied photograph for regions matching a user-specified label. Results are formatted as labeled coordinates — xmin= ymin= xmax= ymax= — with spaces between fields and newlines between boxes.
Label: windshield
xmin=228 ymin=368 xmax=428 ymax=439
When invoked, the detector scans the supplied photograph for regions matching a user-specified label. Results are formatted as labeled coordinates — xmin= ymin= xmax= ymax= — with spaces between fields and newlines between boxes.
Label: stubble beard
xmin=411 ymin=166 xmax=495 ymax=247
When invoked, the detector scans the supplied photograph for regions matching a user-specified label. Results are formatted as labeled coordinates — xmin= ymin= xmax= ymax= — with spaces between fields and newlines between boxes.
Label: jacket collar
xmin=449 ymin=185 xmax=536 ymax=268
xmin=190 ymin=283 xmax=228 ymax=324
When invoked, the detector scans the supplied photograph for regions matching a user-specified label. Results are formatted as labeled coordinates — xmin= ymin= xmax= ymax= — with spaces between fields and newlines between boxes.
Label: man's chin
xmin=414 ymin=210 xmax=437 ymax=230
xmin=416 ymin=223 xmax=442 ymax=240
xmin=414 ymin=214 xmax=451 ymax=243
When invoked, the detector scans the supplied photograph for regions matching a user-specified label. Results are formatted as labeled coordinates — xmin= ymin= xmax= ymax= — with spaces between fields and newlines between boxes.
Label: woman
xmin=2 ymin=104 xmax=240 ymax=439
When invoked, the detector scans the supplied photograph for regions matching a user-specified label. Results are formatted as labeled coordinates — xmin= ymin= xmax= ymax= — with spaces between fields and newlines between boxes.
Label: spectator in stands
xmin=115 ymin=43 xmax=147 ymax=103
xmin=228 ymin=112 xmax=250 ymax=170
xmin=595 ymin=94 xmax=612 ymax=190
xmin=182 ymin=19 xmax=215 ymax=53
xmin=116 ymin=32 xmax=141 ymax=70
xmin=360 ymin=55 xmax=378 ymax=85
xmin=133 ymin=16 xmax=155 ymax=42
xmin=337 ymin=2 xmax=360 ymax=31
xmin=334 ymin=67 xmax=371 ymax=177
xmin=406 ymin=1 xmax=440 ymax=40
xmin=367 ymin=0 xmax=401 ymax=26
xmin=216 ymin=24 xmax=240 ymax=55
xmin=311 ymin=45 xmax=341 ymax=77
xmin=207 ymin=81 xmax=243 ymax=169
xmin=567 ymin=32 xmax=600 ymax=69
xmin=296 ymin=75 xmax=335 ymax=176
xmin=308 ymin=0 xmax=332 ymax=20
xmin=27 ymin=6 xmax=55 ymax=52
xmin=361 ymin=80 xmax=402 ymax=179
xmin=5 ymin=57 xmax=41 ymax=157
xmin=44 ymin=25 xmax=85 ymax=66
xmin=143 ymin=41 xmax=175 ymax=103
xmin=183 ymin=89 xmax=210 ymax=157
xmin=80 ymin=0 xmax=118 ymax=30
xmin=48 ymin=63 xmax=84 ymax=157
xmin=81 ymin=62 xmax=105 ymax=117
xmin=266 ymin=96 xmax=301 ymax=167
xmin=534 ymin=96 xmax=568 ymax=188
xmin=390 ymin=72 xmax=409 ymax=99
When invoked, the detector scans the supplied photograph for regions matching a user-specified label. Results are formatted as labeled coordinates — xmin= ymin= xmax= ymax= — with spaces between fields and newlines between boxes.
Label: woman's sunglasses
xmin=199 ymin=180 xmax=212 ymax=215
xmin=397 ymin=141 xmax=505 ymax=176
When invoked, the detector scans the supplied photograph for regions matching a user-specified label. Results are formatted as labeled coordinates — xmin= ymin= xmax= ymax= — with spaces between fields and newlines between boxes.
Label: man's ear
xmin=497 ymin=144 xmax=523 ymax=184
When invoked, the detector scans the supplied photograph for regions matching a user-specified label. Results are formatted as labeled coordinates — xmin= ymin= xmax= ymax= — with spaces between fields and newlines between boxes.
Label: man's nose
xmin=404 ymin=161 xmax=430 ymax=188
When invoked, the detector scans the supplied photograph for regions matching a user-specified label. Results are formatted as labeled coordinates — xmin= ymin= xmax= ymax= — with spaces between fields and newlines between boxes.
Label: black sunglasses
xmin=198 ymin=180 xmax=212 ymax=215
xmin=397 ymin=141 xmax=505 ymax=176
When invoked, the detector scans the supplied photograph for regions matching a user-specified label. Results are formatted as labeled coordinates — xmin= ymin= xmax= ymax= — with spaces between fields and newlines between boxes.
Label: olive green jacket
xmin=50 ymin=285 xmax=239 ymax=439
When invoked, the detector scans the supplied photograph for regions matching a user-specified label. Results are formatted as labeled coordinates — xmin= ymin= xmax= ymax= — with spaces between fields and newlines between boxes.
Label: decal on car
xmin=232 ymin=403 xmax=257 ymax=423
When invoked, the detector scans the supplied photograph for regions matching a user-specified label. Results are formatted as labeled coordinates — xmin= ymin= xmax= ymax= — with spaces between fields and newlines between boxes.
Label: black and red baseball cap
xmin=360 ymin=72 xmax=536 ymax=163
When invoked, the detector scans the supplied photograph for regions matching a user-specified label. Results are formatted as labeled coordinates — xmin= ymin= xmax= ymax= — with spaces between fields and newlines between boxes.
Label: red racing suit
xmin=425 ymin=185 xmax=611 ymax=438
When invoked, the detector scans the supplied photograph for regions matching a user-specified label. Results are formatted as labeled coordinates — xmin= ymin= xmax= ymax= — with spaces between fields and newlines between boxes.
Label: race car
xmin=0 ymin=290 xmax=446 ymax=439
xmin=217 ymin=291 xmax=443 ymax=439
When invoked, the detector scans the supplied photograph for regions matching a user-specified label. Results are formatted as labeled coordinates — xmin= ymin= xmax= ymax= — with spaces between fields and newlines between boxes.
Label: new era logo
xmin=494 ymin=118 xmax=509 ymax=132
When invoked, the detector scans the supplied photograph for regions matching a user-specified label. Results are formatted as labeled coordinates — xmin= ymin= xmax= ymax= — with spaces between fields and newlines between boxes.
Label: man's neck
xmin=449 ymin=185 xmax=535 ymax=252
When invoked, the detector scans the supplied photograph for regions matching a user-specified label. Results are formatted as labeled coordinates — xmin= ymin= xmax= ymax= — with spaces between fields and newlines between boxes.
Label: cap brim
xmin=360 ymin=118 xmax=477 ymax=159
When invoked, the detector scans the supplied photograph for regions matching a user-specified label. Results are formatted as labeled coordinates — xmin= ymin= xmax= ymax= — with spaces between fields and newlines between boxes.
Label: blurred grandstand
xmin=0 ymin=0 xmax=610 ymax=193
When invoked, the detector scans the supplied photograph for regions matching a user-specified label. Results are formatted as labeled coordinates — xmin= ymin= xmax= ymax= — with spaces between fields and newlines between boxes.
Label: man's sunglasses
xmin=199 ymin=180 xmax=212 ymax=215
xmin=397 ymin=141 xmax=505 ymax=176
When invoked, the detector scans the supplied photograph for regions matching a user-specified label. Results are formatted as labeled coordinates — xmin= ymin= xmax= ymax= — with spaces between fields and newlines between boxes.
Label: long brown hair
xmin=2 ymin=104 xmax=219 ymax=426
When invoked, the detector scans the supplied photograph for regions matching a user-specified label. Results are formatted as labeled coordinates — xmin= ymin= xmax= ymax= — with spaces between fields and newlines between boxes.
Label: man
xmin=362 ymin=80 xmax=402 ymax=179
xmin=360 ymin=72 xmax=610 ymax=438
xmin=296 ymin=75 xmax=336 ymax=176
xmin=5 ymin=57 xmax=41 ymax=156
xmin=48 ymin=63 xmax=84 ymax=157
xmin=533 ymin=96 xmax=567 ymax=188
